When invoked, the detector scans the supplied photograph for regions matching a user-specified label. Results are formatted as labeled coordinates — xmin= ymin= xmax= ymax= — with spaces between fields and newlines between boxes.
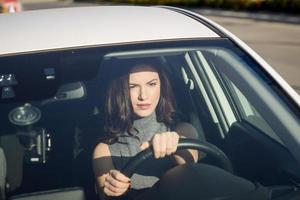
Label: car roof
xmin=0 ymin=6 xmax=219 ymax=56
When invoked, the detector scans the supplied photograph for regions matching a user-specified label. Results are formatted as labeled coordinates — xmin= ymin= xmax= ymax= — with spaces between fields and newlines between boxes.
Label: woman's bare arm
xmin=93 ymin=143 xmax=131 ymax=199
xmin=93 ymin=143 xmax=113 ymax=199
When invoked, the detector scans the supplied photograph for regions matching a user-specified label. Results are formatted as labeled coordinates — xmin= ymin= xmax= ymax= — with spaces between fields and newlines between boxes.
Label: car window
xmin=222 ymin=73 xmax=282 ymax=144
xmin=191 ymin=47 xmax=288 ymax=145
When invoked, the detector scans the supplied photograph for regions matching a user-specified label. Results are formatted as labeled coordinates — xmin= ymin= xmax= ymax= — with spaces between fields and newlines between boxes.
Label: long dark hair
xmin=103 ymin=57 xmax=176 ymax=138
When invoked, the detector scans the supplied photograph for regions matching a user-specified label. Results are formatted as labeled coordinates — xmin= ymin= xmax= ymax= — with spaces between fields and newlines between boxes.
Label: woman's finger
xmin=159 ymin=133 xmax=167 ymax=158
xmin=106 ymin=176 xmax=128 ymax=189
xmin=103 ymin=186 xmax=126 ymax=197
xmin=152 ymin=134 xmax=161 ymax=159
xmin=106 ymin=176 xmax=129 ymax=189
xmin=106 ymin=173 xmax=130 ymax=189
xmin=110 ymin=170 xmax=130 ymax=183
xmin=104 ymin=171 xmax=130 ymax=197
xmin=166 ymin=132 xmax=174 ymax=155
xmin=103 ymin=186 xmax=116 ymax=196
xmin=140 ymin=141 xmax=150 ymax=150
xmin=172 ymin=132 xmax=179 ymax=153
xmin=104 ymin=181 xmax=128 ymax=194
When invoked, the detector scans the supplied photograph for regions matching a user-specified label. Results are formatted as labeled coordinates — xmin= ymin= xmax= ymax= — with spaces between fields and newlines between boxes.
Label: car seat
xmin=0 ymin=134 xmax=24 ymax=193
xmin=0 ymin=147 xmax=7 ymax=200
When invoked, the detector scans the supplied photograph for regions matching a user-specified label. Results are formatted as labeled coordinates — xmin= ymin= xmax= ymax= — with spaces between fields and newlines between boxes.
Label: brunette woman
xmin=93 ymin=58 xmax=199 ymax=199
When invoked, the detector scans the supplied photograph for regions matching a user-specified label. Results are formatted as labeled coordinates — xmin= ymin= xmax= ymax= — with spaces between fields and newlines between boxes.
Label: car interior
xmin=0 ymin=41 xmax=300 ymax=200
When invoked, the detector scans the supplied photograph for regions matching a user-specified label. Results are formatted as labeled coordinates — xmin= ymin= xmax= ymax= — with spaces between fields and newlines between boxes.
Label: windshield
xmin=0 ymin=39 xmax=299 ymax=197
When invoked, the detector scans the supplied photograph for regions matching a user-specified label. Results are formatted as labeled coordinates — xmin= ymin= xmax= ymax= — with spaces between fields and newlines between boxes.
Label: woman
xmin=93 ymin=58 xmax=199 ymax=199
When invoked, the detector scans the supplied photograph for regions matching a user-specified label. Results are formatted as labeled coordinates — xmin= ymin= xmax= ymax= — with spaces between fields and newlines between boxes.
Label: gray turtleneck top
xmin=108 ymin=112 xmax=172 ymax=190
xmin=107 ymin=112 xmax=200 ymax=190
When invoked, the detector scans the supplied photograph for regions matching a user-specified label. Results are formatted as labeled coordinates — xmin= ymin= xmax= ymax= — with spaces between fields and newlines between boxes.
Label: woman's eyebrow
xmin=130 ymin=79 xmax=158 ymax=85
xmin=147 ymin=79 xmax=158 ymax=83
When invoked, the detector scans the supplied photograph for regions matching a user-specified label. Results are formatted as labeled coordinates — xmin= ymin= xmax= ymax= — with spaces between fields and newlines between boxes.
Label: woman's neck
xmin=133 ymin=112 xmax=157 ymax=131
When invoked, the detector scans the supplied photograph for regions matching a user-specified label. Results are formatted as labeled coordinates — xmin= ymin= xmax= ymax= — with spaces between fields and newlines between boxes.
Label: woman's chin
xmin=134 ymin=110 xmax=155 ymax=118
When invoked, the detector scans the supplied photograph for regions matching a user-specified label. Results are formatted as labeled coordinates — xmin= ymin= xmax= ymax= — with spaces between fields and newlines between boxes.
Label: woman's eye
xmin=148 ymin=82 xmax=157 ymax=87
xmin=129 ymin=85 xmax=136 ymax=89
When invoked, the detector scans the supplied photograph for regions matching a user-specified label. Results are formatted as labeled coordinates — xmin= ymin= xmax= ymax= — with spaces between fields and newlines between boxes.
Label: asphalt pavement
xmin=21 ymin=1 xmax=300 ymax=94
xmin=193 ymin=8 xmax=300 ymax=24
xmin=193 ymin=11 xmax=300 ymax=95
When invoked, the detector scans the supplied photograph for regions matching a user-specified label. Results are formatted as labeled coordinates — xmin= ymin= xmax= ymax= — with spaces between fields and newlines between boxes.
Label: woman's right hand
xmin=103 ymin=169 xmax=131 ymax=197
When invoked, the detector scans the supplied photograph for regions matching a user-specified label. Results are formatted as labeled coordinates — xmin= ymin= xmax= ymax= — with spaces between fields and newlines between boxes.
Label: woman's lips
xmin=137 ymin=103 xmax=151 ymax=110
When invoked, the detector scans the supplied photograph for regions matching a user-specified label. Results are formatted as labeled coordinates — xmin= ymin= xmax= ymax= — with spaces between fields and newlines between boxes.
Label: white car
xmin=0 ymin=6 xmax=299 ymax=200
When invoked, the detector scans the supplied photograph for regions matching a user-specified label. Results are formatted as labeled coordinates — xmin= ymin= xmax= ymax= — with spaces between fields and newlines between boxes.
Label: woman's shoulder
xmin=93 ymin=142 xmax=111 ymax=159
xmin=174 ymin=122 xmax=199 ymax=139
xmin=174 ymin=122 xmax=194 ymax=129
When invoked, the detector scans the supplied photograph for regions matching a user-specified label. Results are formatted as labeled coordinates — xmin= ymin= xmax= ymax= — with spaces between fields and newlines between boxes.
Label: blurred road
xmin=22 ymin=1 xmax=300 ymax=94
xmin=203 ymin=15 xmax=300 ymax=95
xmin=193 ymin=13 xmax=300 ymax=95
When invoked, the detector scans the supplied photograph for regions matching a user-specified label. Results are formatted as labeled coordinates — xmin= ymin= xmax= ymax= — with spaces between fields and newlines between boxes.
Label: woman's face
xmin=129 ymin=65 xmax=161 ymax=118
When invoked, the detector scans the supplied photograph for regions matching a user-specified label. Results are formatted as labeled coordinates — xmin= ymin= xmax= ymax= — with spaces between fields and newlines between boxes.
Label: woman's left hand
xmin=141 ymin=132 xmax=179 ymax=159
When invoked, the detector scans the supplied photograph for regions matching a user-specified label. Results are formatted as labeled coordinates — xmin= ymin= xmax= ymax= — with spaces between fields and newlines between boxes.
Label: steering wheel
xmin=121 ymin=138 xmax=233 ymax=177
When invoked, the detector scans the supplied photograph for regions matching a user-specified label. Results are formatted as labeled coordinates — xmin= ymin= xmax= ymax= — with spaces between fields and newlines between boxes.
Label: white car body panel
xmin=0 ymin=6 xmax=218 ymax=56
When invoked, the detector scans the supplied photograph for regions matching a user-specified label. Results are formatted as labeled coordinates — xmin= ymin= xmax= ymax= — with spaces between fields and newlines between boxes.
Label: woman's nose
xmin=138 ymin=87 xmax=148 ymax=100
